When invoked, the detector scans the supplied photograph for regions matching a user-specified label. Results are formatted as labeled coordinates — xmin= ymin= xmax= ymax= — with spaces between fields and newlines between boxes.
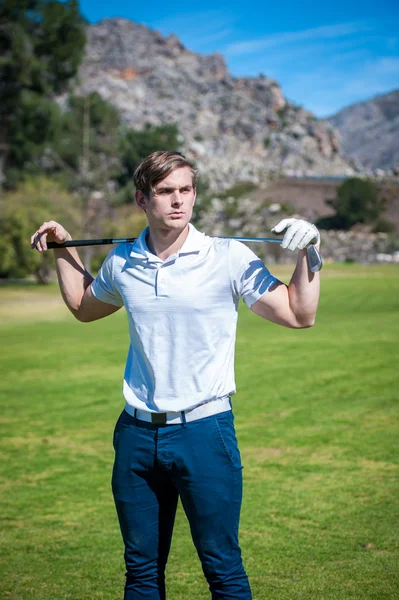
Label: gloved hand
xmin=272 ymin=218 xmax=320 ymax=251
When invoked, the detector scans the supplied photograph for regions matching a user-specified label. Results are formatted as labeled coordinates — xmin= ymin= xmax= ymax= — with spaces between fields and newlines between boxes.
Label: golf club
xmin=46 ymin=236 xmax=323 ymax=272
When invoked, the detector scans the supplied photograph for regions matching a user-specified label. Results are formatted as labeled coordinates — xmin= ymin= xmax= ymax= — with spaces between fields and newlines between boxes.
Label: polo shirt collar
xmin=129 ymin=224 xmax=211 ymax=262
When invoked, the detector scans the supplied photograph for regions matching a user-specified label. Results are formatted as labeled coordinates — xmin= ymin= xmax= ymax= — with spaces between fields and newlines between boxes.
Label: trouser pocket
xmin=214 ymin=411 xmax=243 ymax=470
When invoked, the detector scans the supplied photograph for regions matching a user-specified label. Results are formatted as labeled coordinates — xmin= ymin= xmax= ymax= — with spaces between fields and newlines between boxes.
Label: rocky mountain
xmin=327 ymin=89 xmax=399 ymax=174
xmin=72 ymin=18 xmax=355 ymax=190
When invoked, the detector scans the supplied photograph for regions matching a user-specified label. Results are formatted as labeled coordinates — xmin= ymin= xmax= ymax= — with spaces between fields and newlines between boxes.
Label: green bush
xmin=319 ymin=178 xmax=385 ymax=230
xmin=0 ymin=177 xmax=82 ymax=282
xmin=372 ymin=217 xmax=396 ymax=233
xmin=333 ymin=178 xmax=382 ymax=228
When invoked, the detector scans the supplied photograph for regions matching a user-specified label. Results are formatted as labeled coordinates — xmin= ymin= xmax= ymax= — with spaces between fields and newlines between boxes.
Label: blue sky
xmin=80 ymin=0 xmax=399 ymax=117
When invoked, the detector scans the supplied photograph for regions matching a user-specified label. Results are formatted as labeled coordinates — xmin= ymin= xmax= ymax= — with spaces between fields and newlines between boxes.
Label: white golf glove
xmin=271 ymin=218 xmax=320 ymax=251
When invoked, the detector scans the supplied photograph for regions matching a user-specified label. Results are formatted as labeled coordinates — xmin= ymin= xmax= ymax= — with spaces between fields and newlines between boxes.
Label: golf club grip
xmin=47 ymin=238 xmax=136 ymax=249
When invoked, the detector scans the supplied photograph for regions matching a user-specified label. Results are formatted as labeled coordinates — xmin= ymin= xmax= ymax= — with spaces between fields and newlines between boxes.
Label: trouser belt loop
xmin=181 ymin=410 xmax=187 ymax=426
xmin=134 ymin=408 xmax=137 ymax=424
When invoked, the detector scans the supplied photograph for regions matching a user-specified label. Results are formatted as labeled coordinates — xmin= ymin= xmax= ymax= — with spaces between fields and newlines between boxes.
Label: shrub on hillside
xmin=317 ymin=178 xmax=385 ymax=230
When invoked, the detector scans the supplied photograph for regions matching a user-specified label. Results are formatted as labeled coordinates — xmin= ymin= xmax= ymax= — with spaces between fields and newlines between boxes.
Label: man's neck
xmin=147 ymin=225 xmax=190 ymax=261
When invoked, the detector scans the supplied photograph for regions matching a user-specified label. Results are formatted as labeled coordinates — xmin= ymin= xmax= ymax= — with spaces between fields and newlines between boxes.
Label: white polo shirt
xmin=91 ymin=224 xmax=278 ymax=413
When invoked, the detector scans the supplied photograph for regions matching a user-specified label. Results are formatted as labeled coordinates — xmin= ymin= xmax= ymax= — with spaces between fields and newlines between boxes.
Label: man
xmin=31 ymin=150 xmax=320 ymax=600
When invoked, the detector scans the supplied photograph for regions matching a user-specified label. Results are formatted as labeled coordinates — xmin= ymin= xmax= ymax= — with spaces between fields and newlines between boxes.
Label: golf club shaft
xmin=46 ymin=236 xmax=322 ymax=271
xmin=47 ymin=236 xmax=283 ymax=249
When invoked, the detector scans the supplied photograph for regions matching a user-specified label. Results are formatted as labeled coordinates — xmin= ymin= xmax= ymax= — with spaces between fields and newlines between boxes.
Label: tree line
xmin=0 ymin=0 xmax=181 ymax=281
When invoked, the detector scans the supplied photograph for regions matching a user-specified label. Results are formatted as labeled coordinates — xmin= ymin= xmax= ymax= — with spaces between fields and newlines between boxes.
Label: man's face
xmin=136 ymin=167 xmax=196 ymax=232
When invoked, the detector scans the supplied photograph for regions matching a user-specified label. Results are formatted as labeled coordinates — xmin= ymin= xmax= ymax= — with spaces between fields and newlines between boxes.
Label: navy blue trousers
xmin=112 ymin=409 xmax=252 ymax=599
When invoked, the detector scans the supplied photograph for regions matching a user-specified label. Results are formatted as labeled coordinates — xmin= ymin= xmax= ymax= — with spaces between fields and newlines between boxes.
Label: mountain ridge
xmin=72 ymin=18 xmax=356 ymax=189
xmin=326 ymin=89 xmax=399 ymax=174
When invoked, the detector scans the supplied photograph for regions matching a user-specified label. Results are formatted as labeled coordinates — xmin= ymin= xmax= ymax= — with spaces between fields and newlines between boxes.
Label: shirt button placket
xmin=157 ymin=265 xmax=165 ymax=297
xmin=154 ymin=263 xmax=161 ymax=297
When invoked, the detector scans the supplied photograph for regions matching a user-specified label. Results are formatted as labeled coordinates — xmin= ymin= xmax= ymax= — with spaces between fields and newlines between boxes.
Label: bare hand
xmin=30 ymin=221 xmax=71 ymax=252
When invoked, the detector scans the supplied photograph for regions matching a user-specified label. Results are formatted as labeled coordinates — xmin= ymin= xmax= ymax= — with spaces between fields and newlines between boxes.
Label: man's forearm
xmin=288 ymin=248 xmax=320 ymax=327
xmin=54 ymin=245 xmax=94 ymax=316
xmin=30 ymin=221 xmax=96 ymax=319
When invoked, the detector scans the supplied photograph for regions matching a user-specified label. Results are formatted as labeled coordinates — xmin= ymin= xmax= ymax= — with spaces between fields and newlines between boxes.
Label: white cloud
xmin=152 ymin=10 xmax=236 ymax=51
xmin=153 ymin=9 xmax=233 ymax=31
xmin=375 ymin=57 xmax=399 ymax=74
xmin=335 ymin=57 xmax=399 ymax=99
xmin=282 ymin=54 xmax=399 ymax=117
xmin=221 ymin=21 xmax=399 ymax=116
xmin=224 ymin=22 xmax=373 ymax=57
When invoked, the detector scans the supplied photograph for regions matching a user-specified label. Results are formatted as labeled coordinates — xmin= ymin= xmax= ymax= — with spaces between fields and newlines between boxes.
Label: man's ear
xmin=192 ymin=187 xmax=197 ymax=206
xmin=135 ymin=190 xmax=148 ymax=212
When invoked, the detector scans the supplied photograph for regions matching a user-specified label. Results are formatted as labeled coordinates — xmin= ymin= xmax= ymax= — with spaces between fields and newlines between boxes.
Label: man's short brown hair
xmin=133 ymin=151 xmax=198 ymax=196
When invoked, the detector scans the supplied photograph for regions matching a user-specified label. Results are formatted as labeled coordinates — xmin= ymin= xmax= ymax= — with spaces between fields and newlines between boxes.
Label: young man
xmin=31 ymin=151 xmax=320 ymax=600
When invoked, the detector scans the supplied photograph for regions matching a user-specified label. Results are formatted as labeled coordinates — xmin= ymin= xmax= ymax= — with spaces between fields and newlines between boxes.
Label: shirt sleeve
xmin=228 ymin=240 xmax=279 ymax=307
xmin=91 ymin=249 xmax=124 ymax=307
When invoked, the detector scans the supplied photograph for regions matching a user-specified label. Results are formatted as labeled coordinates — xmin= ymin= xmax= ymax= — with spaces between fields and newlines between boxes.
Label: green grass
xmin=0 ymin=264 xmax=398 ymax=599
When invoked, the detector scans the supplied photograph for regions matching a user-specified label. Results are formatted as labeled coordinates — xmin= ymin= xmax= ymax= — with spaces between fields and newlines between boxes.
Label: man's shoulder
xmin=210 ymin=237 xmax=252 ymax=258
xmin=114 ymin=242 xmax=135 ymax=258
xmin=200 ymin=236 xmax=233 ymax=261
xmin=100 ymin=243 xmax=135 ymax=270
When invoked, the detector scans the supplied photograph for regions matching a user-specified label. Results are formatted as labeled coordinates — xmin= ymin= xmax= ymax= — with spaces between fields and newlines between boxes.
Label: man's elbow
xmin=294 ymin=314 xmax=316 ymax=328
xmin=301 ymin=318 xmax=316 ymax=329
xmin=73 ymin=308 xmax=94 ymax=323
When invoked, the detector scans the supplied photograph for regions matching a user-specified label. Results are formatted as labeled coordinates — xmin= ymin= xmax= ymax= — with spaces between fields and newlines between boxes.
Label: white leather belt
xmin=125 ymin=396 xmax=231 ymax=425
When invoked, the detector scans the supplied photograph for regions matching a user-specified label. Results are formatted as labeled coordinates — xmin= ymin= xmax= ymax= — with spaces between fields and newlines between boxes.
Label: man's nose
xmin=171 ymin=191 xmax=183 ymax=205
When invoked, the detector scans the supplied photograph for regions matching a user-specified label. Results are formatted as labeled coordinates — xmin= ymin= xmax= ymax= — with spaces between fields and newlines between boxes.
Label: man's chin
xmin=167 ymin=216 xmax=190 ymax=228
xmin=154 ymin=218 xmax=190 ymax=233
